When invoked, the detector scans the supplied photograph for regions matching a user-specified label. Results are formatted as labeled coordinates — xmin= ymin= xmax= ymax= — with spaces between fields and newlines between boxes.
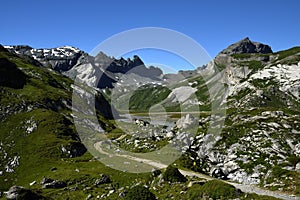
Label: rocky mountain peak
xmin=220 ymin=37 xmax=273 ymax=55
xmin=4 ymin=45 xmax=87 ymax=72
xmin=133 ymin=55 xmax=143 ymax=65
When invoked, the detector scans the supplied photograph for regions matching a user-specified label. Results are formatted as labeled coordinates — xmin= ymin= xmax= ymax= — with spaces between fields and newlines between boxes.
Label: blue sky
xmin=1 ymin=0 xmax=300 ymax=71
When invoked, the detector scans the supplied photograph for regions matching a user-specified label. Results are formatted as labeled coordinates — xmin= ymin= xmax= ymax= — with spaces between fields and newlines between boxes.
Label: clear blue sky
xmin=1 ymin=0 xmax=300 ymax=71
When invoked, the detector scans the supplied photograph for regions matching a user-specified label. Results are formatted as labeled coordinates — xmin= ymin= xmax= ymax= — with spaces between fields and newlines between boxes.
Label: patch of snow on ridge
xmin=167 ymin=86 xmax=197 ymax=103
xmin=3 ymin=45 xmax=13 ymax=49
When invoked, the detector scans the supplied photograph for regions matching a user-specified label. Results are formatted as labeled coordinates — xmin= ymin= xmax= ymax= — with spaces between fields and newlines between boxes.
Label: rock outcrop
xmin=41 ymin=178 xmax=67 ymax=189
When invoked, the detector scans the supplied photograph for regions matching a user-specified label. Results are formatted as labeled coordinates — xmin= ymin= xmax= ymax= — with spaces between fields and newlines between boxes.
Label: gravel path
xmin=94 ymin=142 xmax=300 ymax=200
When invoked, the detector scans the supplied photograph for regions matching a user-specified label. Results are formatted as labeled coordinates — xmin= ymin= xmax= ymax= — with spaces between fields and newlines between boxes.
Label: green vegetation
xmin=174 ymin=150 xmax=205 ymax=173
xmin=250 ymin=78 xmax=279 ymax=88
xmin=247 ymin=60 xmax=263 ymax=70
xmin=231 ymin=87 xmax=253 ymax=100
xmin=274 ymin=46 xmax=300 ymax=65
xmin=288 ymin=155 xmax=300 ymax=167
xmin=186 ymin=180 xmax=239 ymax=199
xmin=163 ymin=165 xmax=187 ymax=183
xmin=232 ymin=53 xmax=270 ymax=60
xmin=124 ymin=185 xmax=156 ymax=200
xmin=129 ymin=85 xmax=171 ymax=112
xmin=214 ymin=62 xmax=226 ymax=71
xmin=276 ymin=46 xmax=300 ymax=60
xmin=232 ymin=53 xmax=252 ymax=59
xmin=263 ymin=166 xmax=300 ymax=194
xmin=186 ymin=180 xmax=281 ymax=200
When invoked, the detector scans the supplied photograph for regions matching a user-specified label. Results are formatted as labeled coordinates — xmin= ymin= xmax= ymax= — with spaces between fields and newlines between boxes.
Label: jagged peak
xmin=240 ymin=37 xmax=251 ymax=42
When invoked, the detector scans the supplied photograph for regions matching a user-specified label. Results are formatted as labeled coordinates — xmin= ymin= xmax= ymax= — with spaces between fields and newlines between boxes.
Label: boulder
xmin=176 ymin=114 xmax=195 ymax=129
xmin=5 ymin=186 xmax=44 ymax=200
xmin=119 ymin=191 xmax=126 ymax=198
xmin=166 ymin=131 xmax=174 ymax=138
xmin=40 ymin=177 xmax=54 ymax=185
xmin=211 ymin=167 xmax=227 ymax=179
xmin=151 ymin=168 xmax=161 ymax=177
xmin=296 ymin=162 xmax=300 ymax=172
xmin=95 ymin=174 xmax=111 ymax=185
xmin=86 ymin=194 xmax=93 ymax=200
xmin=42 ymin=179 xmax=67 ymax=189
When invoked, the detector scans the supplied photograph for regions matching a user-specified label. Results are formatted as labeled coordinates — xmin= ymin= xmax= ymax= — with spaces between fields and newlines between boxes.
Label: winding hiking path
xmin=94 ymin=141 xmax=300 ymax=200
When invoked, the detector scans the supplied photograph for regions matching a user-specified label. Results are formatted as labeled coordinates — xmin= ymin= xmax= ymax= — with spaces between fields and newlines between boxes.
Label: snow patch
xmin=167 ymin=86 xmax=197 ymax=103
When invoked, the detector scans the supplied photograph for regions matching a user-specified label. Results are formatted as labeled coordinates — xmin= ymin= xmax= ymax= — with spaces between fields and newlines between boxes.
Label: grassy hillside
xmin=129 ymin=84 xmax=171 ymax=112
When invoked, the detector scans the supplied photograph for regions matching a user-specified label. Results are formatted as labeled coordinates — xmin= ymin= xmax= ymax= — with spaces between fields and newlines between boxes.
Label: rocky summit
xmin=0 ymin=39 xmax=300 ymax=200
xmin=220 ymin=37 xmax=273 ymax=55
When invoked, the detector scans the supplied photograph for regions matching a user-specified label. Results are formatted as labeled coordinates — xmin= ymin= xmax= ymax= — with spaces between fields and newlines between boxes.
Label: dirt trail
xmin=94 ymin=142 xmax=300 ymax=200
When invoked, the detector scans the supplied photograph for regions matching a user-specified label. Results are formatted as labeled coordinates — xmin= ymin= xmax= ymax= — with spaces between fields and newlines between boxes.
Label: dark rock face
xmin=0 ymin=58 xmax=26 ymax=89
xmin=99 ymin=53 xmax=162 ymax=78
xmin=220 ymin=37 xmax=273 ymax=55
xmin=106 ymin=56 xmax=140 ymax=73
xmin=5 ymin=186 xmax=45 ymax=200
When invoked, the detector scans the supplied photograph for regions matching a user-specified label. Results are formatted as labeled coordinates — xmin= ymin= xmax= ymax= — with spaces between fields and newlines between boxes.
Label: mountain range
xmin=0 ymin=38 xmax=299 ymax=200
